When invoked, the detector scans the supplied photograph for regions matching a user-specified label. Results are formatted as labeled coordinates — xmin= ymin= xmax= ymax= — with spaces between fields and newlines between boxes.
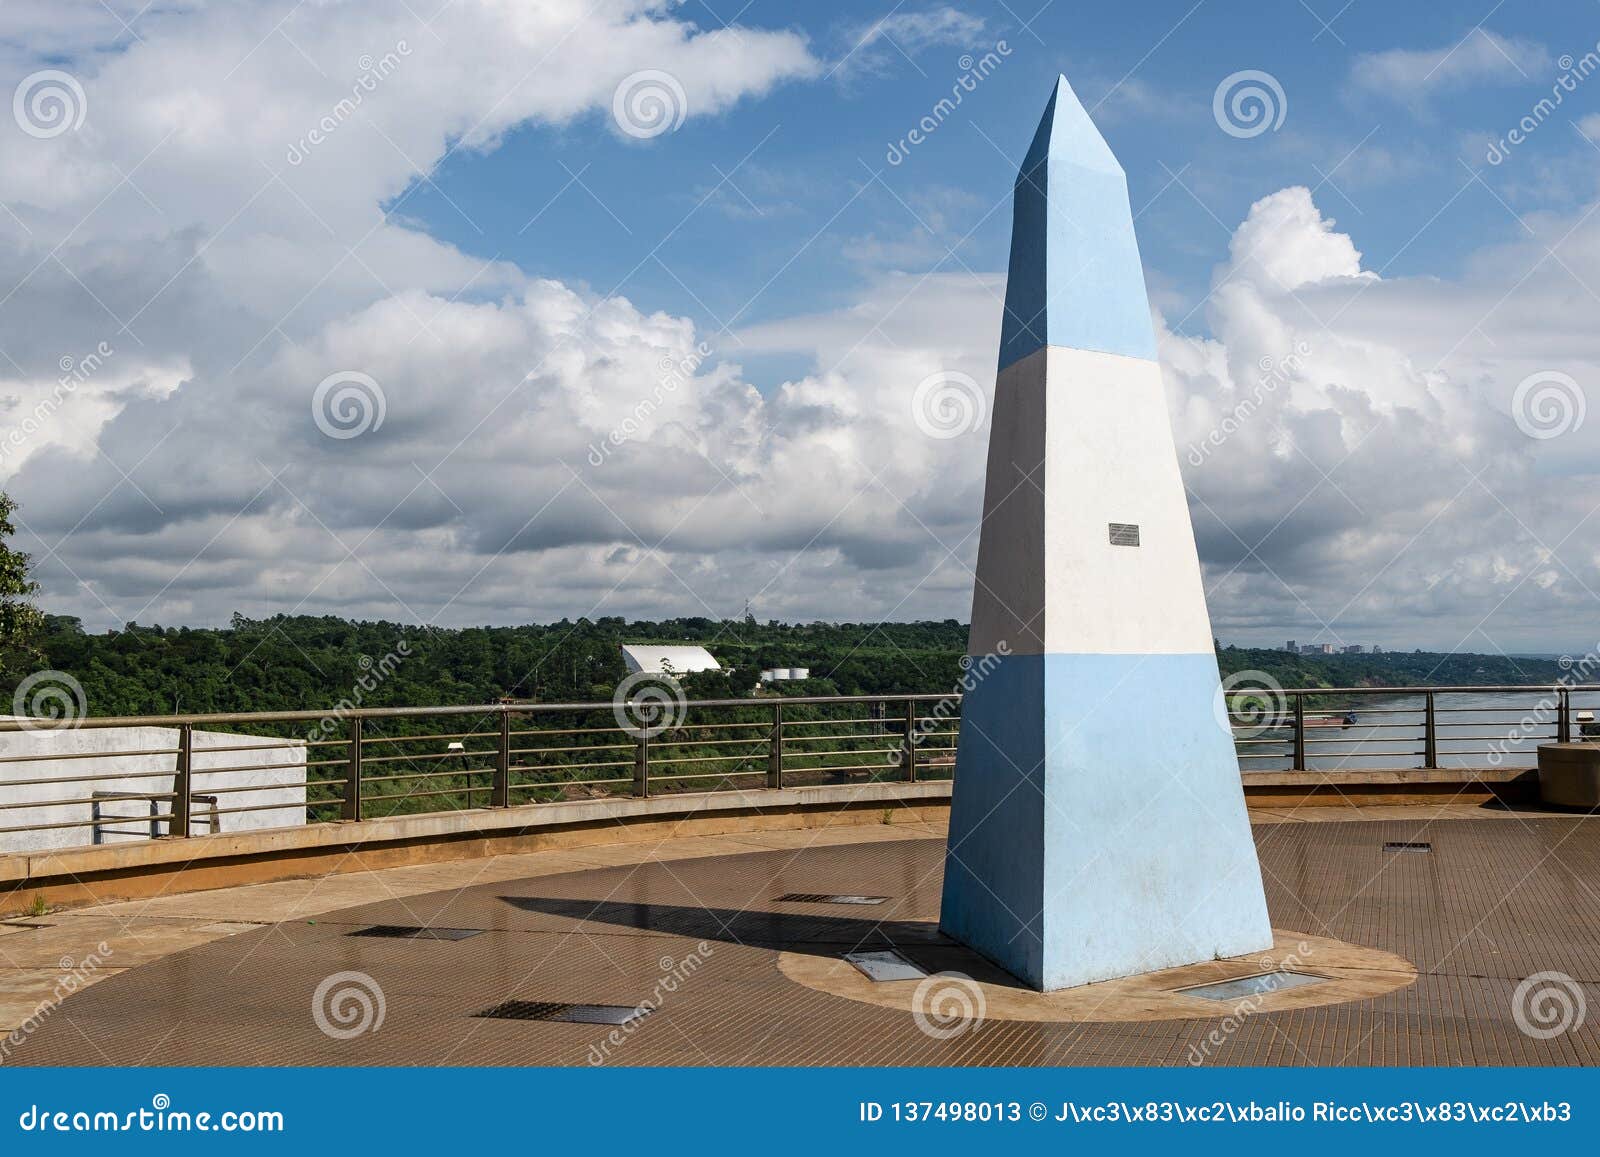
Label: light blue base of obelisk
xmin=939 ymin=653 xmax=1273 ymax=990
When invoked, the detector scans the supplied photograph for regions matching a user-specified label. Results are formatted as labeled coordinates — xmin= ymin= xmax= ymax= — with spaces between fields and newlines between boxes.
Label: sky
xmin=1 ymin=0 xmax=1598 ymax=655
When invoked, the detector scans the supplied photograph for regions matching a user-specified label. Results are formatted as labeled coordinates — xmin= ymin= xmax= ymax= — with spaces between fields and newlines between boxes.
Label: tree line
xmin=4 ymin=612 xmax=1579 ymax=720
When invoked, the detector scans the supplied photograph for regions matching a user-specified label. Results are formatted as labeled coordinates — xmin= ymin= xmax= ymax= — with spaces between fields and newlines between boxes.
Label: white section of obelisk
xmin=968 ymin=345 xmax=1216 ymax=658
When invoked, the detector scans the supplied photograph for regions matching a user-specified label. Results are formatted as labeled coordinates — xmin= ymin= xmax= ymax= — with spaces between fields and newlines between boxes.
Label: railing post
xmin=342 ymin=716 xmax=363 ymax=821
xmin=767 ymin=702 xmax=783 ymax=790
xmin=901 ymin=699 xmax=918 ymax=782
xmin=170 ymin=722 xmax=192 ymax=838
xmin=1292 ymin=693 xmax=1306 ymax=771
xmin=634 ymin=730 xmax=650 ymax=798
xmin=493 ymin=708 xmax=511 ymax=807
xmin=1423 ymin=691 xmax=1438 ymax=769
xmin=1558 ymin=687 xmax=1572 ymax=744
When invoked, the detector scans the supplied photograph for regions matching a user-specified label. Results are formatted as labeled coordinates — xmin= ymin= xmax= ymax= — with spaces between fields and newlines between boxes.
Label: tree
xmin=0 ymin=492 xmax=42 ymax=675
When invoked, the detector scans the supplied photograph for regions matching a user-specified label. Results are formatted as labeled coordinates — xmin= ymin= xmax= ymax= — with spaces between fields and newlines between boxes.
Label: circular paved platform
xmin=778 ymin=929 xmax=1415 ymax=1023
xmin=16 ymin=817 xmax=1600 ymax=1066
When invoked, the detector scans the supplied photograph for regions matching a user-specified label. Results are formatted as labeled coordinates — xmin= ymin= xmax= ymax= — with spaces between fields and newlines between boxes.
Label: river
xmin=1236 ymin=689 xmax=1600 ymax=772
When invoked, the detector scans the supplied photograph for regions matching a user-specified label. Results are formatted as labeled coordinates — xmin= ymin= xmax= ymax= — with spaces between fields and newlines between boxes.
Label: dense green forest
xmin=14 ymin=612 xmax=1582 ymax=719
xmin=1 ymin=613 xmax=1582 ymax=822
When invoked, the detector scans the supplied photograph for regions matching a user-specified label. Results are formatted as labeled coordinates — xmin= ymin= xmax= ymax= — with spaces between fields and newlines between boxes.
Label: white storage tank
xmin=772 ymin=668 xmax=793 ymax=680
xmin=791 ymin=668 xmax=810 ymax=680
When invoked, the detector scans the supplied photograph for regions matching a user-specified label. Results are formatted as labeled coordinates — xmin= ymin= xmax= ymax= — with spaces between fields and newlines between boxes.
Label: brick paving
xmin=12 ymin=816 xmax=1600 ymax=1066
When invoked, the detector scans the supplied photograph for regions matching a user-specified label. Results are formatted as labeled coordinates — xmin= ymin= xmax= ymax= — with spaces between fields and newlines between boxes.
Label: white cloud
xmin=1221 ymin=186 xmax=1369 ymax=292
xmin=17 ymin=175 xmax=1600 ymax=651
xmin=836 ymin=6 xmax=986 ymax=79
xmin=0 ymin=0 xmax=983 ymax=630
xmin=1350 ymin=29 xmax=1550 ymax=102
xmin=3 ymin=3 xmax=1599 ymax=654
xmin=1169 ymin=187 xmax=1600 ymax=650
xmin=0 ymin=0 xmax=817 ymax=471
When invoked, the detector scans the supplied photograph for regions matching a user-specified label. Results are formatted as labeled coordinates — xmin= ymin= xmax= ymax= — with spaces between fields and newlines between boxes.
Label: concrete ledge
xmin=1242 ymin=767 xmax=1533 ymax=786
xmin=0 ymin=767 xmax=1545 ymax=914
xmin=1242 ymin=766 xmax=1537 ymax=807
xmin=0 ymin=782 xmax=952 ymax=913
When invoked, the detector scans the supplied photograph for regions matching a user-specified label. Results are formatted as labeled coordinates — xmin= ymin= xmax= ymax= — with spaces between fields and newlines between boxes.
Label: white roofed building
xmin=619 ymin=644 xmax=722 ymax=676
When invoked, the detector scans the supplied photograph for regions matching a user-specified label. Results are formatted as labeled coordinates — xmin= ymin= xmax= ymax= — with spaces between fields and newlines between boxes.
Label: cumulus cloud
xmin=2 ymin=2 xmax=1597 ymax=654
xmin=11 ymin=267 xmax=995 ymax=628
xmin=1169 ymin=187 xmax=1599 ymax=651
xmin=0 ymin=3 xmax=816 ymax=465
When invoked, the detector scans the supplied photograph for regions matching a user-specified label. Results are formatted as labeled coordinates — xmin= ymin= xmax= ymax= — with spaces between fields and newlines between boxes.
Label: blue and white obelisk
xmin=939 ymin=76 xmax=1273 ymax=991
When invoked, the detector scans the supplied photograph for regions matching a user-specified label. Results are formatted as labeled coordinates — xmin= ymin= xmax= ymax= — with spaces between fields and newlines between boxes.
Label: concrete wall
xmin=0 ymin=724 xmax=306 ymax=854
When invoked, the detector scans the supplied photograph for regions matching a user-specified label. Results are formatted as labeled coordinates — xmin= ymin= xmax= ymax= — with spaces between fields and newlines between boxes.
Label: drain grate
xmin=473 ymin=1001 xmax=650 ymax=1025
xmin=775 ymin=893 xmax=887 ymax=905
xmin=349 ymin=925 xmax=484 ymax=941
xmin=1177 ymin=971 xmax=1326 ymax=1001
xmin=844 ymin=949 xmax=927 ymax=982
xmin=1384 ymin=841 xmax=1432 ymax=853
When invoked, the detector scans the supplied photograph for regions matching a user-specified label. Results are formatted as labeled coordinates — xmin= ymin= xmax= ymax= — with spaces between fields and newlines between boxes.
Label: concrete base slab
xmin=779 ymin=928 xmax=1416 ymax=1023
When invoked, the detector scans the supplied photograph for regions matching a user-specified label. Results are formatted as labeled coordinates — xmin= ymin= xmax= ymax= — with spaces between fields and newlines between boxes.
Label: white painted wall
xmin=0 ymin=723 xmax=306 ymax=854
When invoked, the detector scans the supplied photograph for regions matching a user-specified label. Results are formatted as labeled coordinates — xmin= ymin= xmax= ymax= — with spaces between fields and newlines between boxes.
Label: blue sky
xmin=406 ymin=0 xmax=1598 ymax=364
xmin=2 ymin=0 xmax=1599 ymax=652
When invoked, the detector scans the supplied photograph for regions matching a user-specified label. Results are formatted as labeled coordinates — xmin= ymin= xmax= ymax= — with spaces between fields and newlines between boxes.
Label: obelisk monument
xmin=938 ymin=75 xmax=1273 ymax=991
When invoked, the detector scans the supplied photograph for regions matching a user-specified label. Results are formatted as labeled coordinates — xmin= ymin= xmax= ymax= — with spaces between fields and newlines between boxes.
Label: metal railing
xmin=0 ymin=694 xmax=959 ymax=850
xmin=0 ymin=684 xmax=1595 ymax=852
xmin=1228 ymin=684 xmax=1600 ymax=773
